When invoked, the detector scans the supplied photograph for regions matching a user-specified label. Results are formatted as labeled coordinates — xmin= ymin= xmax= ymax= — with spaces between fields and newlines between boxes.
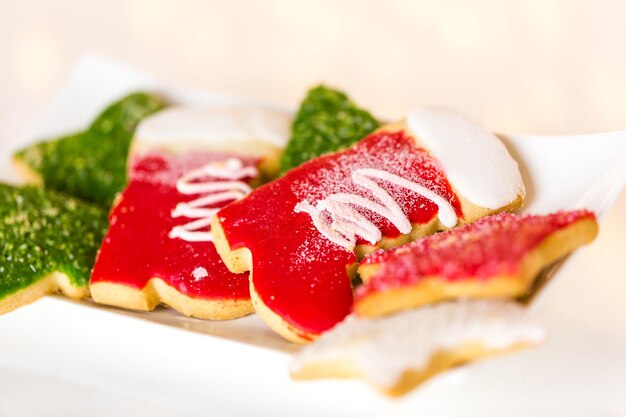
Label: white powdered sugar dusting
xmin=295 ymin=168 xmax=457 ymax=250
xmin=286 ymin=132 xmax=459 ymax=249
xmin=291 ymin=300 xmax=545 ymax=388
xmin=407 ymin=107 xmax=524 ymax=209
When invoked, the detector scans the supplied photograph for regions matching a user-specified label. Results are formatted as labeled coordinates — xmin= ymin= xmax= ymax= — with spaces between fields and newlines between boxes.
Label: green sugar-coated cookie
xmin=0 ymin=183 xmax=108 ymax=314
xmin=279 ymin=85 xmax=380 ymax=174
xmin=13 ymin=92 xmax=167 ymax=207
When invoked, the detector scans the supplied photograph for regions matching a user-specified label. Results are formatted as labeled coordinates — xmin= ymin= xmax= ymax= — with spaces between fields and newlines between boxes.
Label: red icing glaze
xmin=357 ymin=210 xmax=596 ymax=300
xmin=91 ymin=151 xmax=258 ymax=301
xmin=217 ymin=130 xmax=463 ymax=335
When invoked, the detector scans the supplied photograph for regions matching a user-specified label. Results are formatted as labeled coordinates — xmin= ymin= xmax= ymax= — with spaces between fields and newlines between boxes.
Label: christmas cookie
xmin=90 ymin=106 xmax=292 ymax=319
xmin=0 ymin=183 xmax=107 ymax=315
xmin=280 ymin=85 xmax=380 ymax=173
xmin=290 ymin=299 xmax=545 ymax=396
xmin=356 ymin=210 xmax=598 ymax=317
xmin=212 ymin=107 xmax=525 ymax=342
xmin=13 ymin=92 xmax=167 ymax=206
xmin=90 ymin=151 xmax=260 ymax=318
xmin=132 ymin=105 xmax=292 ymax=178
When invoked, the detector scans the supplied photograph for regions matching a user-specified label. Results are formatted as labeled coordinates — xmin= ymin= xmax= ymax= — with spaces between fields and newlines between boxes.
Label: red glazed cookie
xmin=90 ymin=151 xmax=260 ymax=319
xmin=213 ymin=108 xmax=525 ymax=342
xmin=90 ymin=105 xmax=292 ymax=319
xmin=356 ymin=210 xmax=598 ymax=317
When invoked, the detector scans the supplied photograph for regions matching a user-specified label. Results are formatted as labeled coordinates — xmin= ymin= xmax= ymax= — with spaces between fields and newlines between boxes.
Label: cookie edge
xmin=0 ymin=271 xmax=89 ymax=315
xmin=90 ymin=278 xmax=254 ymax=320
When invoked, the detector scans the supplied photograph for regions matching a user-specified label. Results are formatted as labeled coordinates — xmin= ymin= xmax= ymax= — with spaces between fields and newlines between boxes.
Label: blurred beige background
xmin=1 ymin=0 xmax=626 ymax=144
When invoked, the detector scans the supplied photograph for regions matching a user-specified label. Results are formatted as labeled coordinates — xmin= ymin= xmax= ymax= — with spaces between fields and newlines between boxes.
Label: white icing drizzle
xmin=294 ymin=168 xmax=457 ymax=250
xmin=291 ymin=300 xmax=545 ymax=389
xmin=407 ymin=107 xmax=524 ymax=209
xmin=169 ymin=158 xmax=257 ymax=242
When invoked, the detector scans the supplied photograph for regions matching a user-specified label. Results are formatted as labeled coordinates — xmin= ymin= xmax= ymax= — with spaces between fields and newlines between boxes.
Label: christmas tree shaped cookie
xmin=0 ymin=183 xmax=107 ymax=315
xmin=280 ymin=85 xmax=380 ymax=173
xmin=13 ymin=92 xmax=167 ymax=206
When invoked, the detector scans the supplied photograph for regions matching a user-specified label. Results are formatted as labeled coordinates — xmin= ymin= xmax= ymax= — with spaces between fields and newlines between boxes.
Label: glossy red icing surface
xmin=357 ymin=210 xmax=596 ymax=300
xmin=91 ymin=151 xmax=257 ymax=300
xmin=217 ymin=130 xmax=463 ymax=334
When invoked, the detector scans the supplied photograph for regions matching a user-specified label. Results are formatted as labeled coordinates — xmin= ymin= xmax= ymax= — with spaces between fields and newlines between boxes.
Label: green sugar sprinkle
xmin=0 ymin=183 xmax=108 ymax=301
xmin=280 ymin=85 xmax=380 ymax=174
xmin=14 ymin=92 xmax=167 ymax=207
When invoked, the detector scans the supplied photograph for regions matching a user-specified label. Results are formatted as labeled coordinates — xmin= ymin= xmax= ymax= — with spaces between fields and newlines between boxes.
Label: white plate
xmin=1 ymin=55 xmax=625 ymax=417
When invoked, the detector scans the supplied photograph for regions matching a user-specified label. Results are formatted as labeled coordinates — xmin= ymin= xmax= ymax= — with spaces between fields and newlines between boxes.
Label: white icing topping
xmin=135 ymin=106 xmax=291 ymax=149
xmin=291 ymin=300 xmax=545 ymax=389
xmin=294 ymin=168 xmax=457 ymax=250
xmin=169 ymin=158 xmax=257 ymax=242
xmin=407 ymin=107 xmax=524 ymax=209
xmin=192 ymin=267 xmax=208 ymax=281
